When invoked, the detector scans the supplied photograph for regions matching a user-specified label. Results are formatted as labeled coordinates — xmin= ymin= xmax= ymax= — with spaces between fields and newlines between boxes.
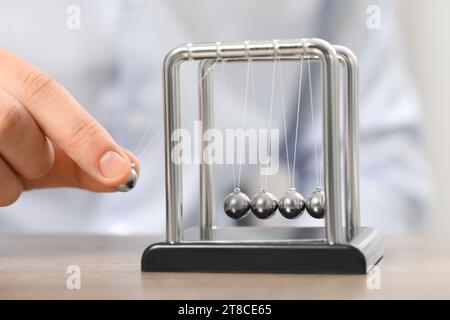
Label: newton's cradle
xmin=141 ymin=38 xmax=384 ymax=274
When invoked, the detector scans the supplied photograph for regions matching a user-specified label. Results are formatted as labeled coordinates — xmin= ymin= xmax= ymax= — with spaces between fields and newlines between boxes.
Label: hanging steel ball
xmin=278 ymin=188 xmax=306 ymax=219
xmin=250 ymin=189 xmax=278 ymax=219
xmin=224 ymin=188 xmax=251 ymax=219
xmin=306 ymin=187 xmax=326 ymax=219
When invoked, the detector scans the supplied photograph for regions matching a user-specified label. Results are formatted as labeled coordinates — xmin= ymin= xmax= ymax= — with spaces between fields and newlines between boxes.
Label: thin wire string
xmin=308 ymin=60 xmax=321 ymax=187
xmin=137 ymin=127 xmax=162 ymax=157
xmin=201 ymin=59 xmax=219 ymax=81
xmin=133 ymin=108 xmax=164 ymax=159
xmin=292 ymin=53 xmax=304 ymax=189
xmin=132 ymin=59 xmax=220 ymax=159
xmin=133 ymin=125 xmax=152 ymax=156
xmin=277 ymin=57 xmax=291 ymax=188
xmin=236 ymin=60 xmax=252 ymax=189
xmin=248 ymin=60 xmax=263 ymax=188
xmin=219 ymin=59 xmax=237 ymax=188
xmin=263 ymin=61 xmax=278 ymax=189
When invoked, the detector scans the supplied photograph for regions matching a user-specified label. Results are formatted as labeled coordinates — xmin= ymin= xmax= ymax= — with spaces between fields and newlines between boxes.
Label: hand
xmin=0 ymin=49 xmax=140 ymax=206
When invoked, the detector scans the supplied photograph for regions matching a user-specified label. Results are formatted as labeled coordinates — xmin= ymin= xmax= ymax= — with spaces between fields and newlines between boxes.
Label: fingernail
xmin=99 ymin=151 xmax=128 ymax=179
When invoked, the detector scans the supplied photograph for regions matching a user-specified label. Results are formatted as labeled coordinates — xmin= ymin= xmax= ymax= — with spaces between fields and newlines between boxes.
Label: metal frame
xmin=142 ymin=38 xmax=383 ymax=274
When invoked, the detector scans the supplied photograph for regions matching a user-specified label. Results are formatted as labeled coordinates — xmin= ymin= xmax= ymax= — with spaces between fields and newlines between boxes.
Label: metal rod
xmin=163 ymin=48 xmax=185 ymax=243
xmin=180 ymin=40 xmax=326 ymax=61
xmin=317 ymin=40 xmax=344 ymax=245
xmin=336 ymin=46 xmax=360 ymax=241
xmin=199 ymin=59 xmax=216 ymax=240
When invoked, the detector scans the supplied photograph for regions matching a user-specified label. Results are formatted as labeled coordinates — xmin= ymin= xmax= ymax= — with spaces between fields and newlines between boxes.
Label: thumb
xmin=21 ymin=144 xmax=140 ymax=192
xmin=59 ymin=118 xmax=135 ymax=187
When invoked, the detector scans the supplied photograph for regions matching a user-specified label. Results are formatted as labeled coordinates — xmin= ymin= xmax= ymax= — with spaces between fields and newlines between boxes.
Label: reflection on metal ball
xmin=224 ymin=188 xmax=251 ymax=219
xmin=278 ymin=188 xmax=306 ymax=219
xmin=250 ymin=189 xmax=278 ymax=219
xmin=306 ymin=188 xmax=326 ymax=219
xmin=115 ymin=166 xmax=138 ymax=192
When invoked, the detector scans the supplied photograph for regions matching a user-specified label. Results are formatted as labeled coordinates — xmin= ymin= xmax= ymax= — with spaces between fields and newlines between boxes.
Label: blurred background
xmin=395 ymin=0 xmax=449 ymax=233
xmin=0 ymin=0 xmax=448 ymax=236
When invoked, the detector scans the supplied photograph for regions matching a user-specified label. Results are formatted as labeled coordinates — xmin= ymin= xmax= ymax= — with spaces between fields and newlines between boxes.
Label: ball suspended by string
xmin=278 ymin=188 xmax=306 ymax=219
xmin=224 ymin=188 xmax=251 ymax=219
xmin=306 ymin=187 xmax=325 ymax=219
xmin=114 ymin=165 xmax=138 ymax=192
xmin=250 ymin=188 xmax=278 ymax=219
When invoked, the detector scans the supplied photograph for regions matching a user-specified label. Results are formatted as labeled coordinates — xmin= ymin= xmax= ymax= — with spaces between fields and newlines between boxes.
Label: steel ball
xmin=278 ymin=188 xmax=306 ymax=219
xmin=306 ymin=188 xmax=326 ymax=219
xmin=114 ymin=166 xmax=138 ymax=192
xmin=250 ymin=189 xmax=278 ymax=219
xmin=223 ymin=188 xmax=251 ymax=219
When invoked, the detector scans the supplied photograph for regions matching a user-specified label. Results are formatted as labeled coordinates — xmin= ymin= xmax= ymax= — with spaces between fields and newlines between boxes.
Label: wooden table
xmin=0 ymin=234 xmax=448 ymax=299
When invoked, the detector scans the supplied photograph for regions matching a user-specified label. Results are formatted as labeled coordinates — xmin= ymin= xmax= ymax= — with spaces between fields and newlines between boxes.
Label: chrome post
xmin=336 ymin=46 xmax=361 ymax=241
xmin=310 ymin=39 xmax=344 ymax=245
xmin=199 ymin=59 xmax=216 ymax=240
xmin=163 ymin=47 xmax=189 ymax=243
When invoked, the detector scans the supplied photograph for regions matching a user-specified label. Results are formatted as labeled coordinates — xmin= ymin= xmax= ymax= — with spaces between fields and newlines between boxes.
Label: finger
xmin=21 ymin=144 xmax=139 ymax=192
xmin=0 ymin=156 xmax=23 ymax=206
xmin=0 ymin=89 xmax=54 ymax=179
xmin=0 ymin=49 xmax=135 ymax=187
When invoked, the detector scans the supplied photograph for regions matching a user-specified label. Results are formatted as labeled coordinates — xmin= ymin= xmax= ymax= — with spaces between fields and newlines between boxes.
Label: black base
xmin=141 ymin=227 xmax=383 ymax=274
xmin=142 ymin=243 xmax=380 ymax=274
